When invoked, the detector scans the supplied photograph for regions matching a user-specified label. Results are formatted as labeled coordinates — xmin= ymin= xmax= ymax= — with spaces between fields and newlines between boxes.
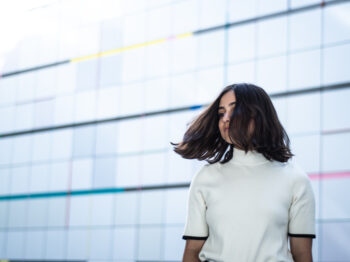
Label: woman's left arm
xmin=289 ymin=237 xmax=313 ymax=262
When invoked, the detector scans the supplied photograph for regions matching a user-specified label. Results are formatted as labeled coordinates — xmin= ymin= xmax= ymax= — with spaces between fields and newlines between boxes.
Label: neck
xmin=229 ymin=147 xmax=269 ymax=166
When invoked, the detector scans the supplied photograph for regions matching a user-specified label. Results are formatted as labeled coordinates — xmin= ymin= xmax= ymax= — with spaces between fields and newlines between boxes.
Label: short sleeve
xmin=288 ymin=172 xmax=316 ymax=239
xmin=182 ymin=167 xmax=209 ymax=240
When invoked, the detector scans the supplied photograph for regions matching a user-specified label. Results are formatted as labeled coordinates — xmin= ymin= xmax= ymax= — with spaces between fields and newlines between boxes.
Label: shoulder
xmin=282 ymin=158 xmax=312 ymax=189
xmin=265 ymin=158 xmax=311 ymax=188
xmin=190 ymin=161 xmax=222 ymax=185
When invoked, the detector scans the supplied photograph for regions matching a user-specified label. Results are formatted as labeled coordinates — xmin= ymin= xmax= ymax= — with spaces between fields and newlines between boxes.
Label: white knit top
xmin=182 ymin=148 xmax=316 ymax=262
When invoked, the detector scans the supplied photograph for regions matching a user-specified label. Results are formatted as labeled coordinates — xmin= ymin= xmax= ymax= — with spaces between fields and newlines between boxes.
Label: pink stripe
xmin=308 ymin=171 xmax=350 ymax=180
xmin=167 ymin=36 xmax=176 ymax=40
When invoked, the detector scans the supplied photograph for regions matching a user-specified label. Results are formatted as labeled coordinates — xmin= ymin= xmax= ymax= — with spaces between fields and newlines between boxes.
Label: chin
xmin=224 ymin=137 xmax=232 ymax=144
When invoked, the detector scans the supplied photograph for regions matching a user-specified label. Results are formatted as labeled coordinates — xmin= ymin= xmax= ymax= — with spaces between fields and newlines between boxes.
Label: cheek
xmin=218 ymin=120 xmax=224 ymax=131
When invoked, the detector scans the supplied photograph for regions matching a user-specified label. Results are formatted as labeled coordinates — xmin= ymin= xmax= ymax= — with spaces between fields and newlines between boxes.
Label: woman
xmin=171 ymin=83 xmax=316 ymax=262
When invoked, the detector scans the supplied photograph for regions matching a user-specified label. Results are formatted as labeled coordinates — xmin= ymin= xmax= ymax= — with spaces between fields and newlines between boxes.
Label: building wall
xmin=0 ymin=0 xmax=349 ymax=261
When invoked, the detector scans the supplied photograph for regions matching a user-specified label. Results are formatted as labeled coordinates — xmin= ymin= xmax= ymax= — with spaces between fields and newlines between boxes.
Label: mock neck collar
xmin=229 ymin=147 xmax=270 ymax=166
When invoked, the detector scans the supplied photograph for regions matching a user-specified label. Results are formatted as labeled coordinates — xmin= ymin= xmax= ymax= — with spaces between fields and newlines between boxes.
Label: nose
xmin=223 ymin=112 xmax=230 ymax=122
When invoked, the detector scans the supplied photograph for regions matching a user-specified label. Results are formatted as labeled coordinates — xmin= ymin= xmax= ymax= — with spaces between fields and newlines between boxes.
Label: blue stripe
xmin=190 ymin=105 xmax=202 ymax=110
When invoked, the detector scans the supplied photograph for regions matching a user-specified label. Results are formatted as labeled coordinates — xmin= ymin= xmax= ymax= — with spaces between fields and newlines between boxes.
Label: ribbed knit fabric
xmin=183 ymin=148 xmax=316 ymax=262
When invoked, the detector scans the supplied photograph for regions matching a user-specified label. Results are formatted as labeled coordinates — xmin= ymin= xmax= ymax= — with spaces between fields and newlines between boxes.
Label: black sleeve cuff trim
xmin=183 ymin=235 xmax=208 ymax=240
xmin=288 ymin=233 xmax=316 ymax=238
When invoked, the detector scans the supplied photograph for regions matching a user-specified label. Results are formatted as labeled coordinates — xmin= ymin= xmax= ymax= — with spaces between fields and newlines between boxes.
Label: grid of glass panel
xmin=0 ymin=0 xmax=350 ymax=261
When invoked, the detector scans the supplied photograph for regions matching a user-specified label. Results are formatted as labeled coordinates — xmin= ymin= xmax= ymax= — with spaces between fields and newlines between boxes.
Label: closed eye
xmin=218 ymin=101 xmax=236 ymax=110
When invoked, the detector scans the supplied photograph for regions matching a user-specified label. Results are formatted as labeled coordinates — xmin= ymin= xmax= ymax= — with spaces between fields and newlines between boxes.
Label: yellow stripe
xmin=0 ymin=260 xmax=9 ymax=262
xmin=70 ymin=38 xmax=167 ymax=63
xmin=70 ymin=53 xmax=101 ymax=63
xmin=70 ymin=32 xmax=191 ymax=63
xmin=175 ymin=32 xmax=193 ymax=39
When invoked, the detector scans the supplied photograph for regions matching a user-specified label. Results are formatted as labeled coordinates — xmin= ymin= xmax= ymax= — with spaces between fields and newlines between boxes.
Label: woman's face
xmin=218 ymin=90 xmax=255 ymax=146
xmin=218 ymin=91 xmax=236 ymax=144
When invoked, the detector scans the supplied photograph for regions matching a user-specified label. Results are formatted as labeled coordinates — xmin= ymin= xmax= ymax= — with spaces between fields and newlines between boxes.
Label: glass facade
xmin=0 ymin=0 xmax=350 ymax=261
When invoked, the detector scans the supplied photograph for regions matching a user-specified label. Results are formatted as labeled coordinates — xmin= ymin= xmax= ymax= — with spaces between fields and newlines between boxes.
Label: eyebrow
xmin=218 ymin=101 xmax=236 ymax=110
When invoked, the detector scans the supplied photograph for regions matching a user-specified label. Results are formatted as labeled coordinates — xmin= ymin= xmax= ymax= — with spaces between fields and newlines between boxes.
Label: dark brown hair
xmin=170 ymin=83 xmax=293 ymax=164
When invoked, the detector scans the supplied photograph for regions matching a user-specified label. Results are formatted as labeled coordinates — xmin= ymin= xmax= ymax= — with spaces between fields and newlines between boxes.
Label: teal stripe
xmin=0 ymin=187 xmax=125 ymax=201
xmin=70 ymin=187 xmax=125 ymax=196
xmin=0 ymin=183 xmax=191 ymax=201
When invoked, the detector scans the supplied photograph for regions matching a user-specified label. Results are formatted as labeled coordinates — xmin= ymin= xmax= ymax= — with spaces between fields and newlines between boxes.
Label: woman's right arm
xmin=182 ymin=239 xmax=206 ymax=262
